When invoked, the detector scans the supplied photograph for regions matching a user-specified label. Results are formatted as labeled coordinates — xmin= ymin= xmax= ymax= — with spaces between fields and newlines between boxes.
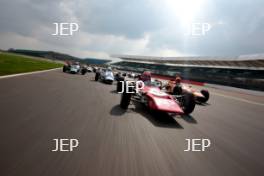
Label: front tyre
xmin=63 ymin=66 xmax=67 ymax=72
xmin=95 ymin=72 xmax=100 ymax=81
xmin=120 ymin=82 xmax=132 ymax=109
xmin=120 ymin=92 xmax=131 ymax=109
xmin=116 ymin=77 xmax=124 ymax=93
xmin=182 ymin=93 xmax=195 ymax=114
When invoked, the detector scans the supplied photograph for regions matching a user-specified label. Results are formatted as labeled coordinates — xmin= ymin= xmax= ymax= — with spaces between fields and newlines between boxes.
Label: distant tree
xmin=8 ymin=48 xmax=15 ymax=52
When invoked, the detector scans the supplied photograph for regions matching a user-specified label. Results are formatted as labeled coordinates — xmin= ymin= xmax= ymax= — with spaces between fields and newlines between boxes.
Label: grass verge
xmin=0 ymin=52 xmax=63 ymax=76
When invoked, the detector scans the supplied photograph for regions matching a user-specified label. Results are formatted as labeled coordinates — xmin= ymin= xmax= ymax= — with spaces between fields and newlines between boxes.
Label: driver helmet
xmin=141 ymin=71 xmax=151 ymax=82
xmin=175 ymin=76 xmax=182 ymax=84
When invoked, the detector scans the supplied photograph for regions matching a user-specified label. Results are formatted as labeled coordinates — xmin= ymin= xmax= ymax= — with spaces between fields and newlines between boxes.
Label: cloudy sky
xmin=0 ymin=0 xmax=264 ymax=59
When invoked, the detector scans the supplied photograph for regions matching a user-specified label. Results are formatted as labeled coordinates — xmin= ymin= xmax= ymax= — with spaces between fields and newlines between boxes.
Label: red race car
xmin=119 ymin=80 xmax=196 ymax=115
xmin=165 ymin=79 xmax=210 ymax=103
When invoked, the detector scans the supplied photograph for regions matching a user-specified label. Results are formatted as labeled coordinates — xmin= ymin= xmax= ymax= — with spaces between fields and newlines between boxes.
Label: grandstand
xmin=110 ymin=54 xmax=264 ymax=91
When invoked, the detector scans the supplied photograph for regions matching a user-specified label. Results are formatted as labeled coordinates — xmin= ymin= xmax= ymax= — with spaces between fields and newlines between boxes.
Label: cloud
xmin=1 ymin=0 xmax=264 ymax=58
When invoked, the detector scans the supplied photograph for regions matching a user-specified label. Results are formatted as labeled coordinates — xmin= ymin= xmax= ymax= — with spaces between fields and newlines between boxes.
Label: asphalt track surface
xmin=0 ymin=69 xmax=264 ymax=176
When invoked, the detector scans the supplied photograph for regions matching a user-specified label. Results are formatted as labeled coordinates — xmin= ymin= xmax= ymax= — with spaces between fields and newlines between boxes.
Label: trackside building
xmin=110 ymin=54 xmax=264 ymax=91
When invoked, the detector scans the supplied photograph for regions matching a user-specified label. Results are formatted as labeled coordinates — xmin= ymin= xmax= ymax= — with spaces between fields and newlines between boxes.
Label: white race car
xmin=63 ymin=62 xmax=80 ymax=74
xmin=86 ymin=67 xmax=93 ymax=72
xmin=63 ymin=61 xmax=88 ymax=75
xmin=95 ymin=68 xmax=114 ymax=84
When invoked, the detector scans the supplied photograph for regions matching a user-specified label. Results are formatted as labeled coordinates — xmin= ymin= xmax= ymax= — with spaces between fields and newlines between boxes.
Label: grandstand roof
xmin=111 ymin=54 xmax=264 ymax=70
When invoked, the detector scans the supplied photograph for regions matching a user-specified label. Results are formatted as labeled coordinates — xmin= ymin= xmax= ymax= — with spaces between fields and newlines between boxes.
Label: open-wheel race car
xmin=85 ymin=66 xmax=93 ymax=73
xmin=165 ymin=79 xmax=210 ymax=103
xmin=63 ymin=61 xmax=87 ymax=75
xmin=119 ymin=79 xmax=196 ymax=115
xmin=95 ymin=67 xmax=115 ymax=84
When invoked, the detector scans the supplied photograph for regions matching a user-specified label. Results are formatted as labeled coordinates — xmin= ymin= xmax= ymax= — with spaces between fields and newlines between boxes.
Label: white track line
xmin=212 ymin=92 xmax=264 ymax=106
xmin=0 ymin=68 xmax=60 ymax=79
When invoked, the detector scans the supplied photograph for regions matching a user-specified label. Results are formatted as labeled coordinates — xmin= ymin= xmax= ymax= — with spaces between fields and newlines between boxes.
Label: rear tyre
xmin=95 ymin=72 xmax=100 ymax=81
xmin=200 ymin=90 xmax=209 ymax=103
xmin=182 ymin=93 xmax=195 ymax=114
xmin=173 ymin=85 xmax=183 ymax=95
xmin=116 ymin=77 xmax=124 ymax=93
